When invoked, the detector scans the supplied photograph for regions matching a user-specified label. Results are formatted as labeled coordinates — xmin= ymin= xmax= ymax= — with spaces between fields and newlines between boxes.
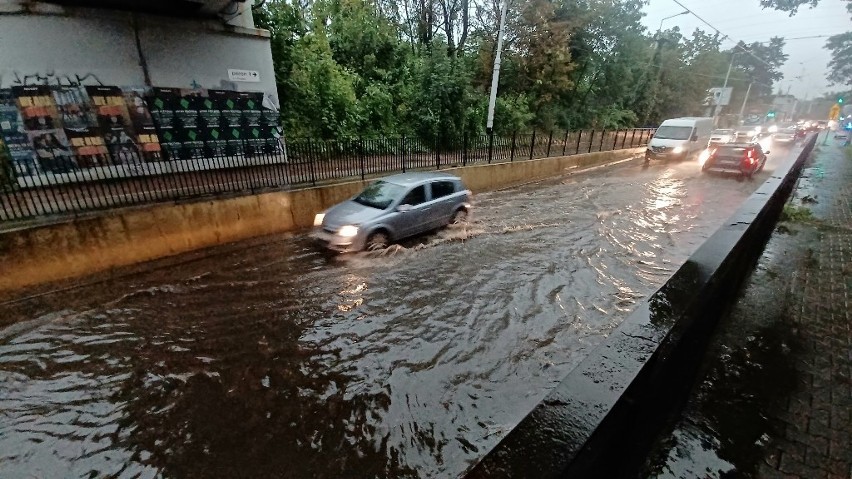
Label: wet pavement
xmin=641 ymin=138 xmax=852 ymax=478
xmin=0 ymin=145 xmax=793 ymax=478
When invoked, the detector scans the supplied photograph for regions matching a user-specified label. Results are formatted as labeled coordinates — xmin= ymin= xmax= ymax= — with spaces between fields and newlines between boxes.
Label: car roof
xmin=718 ymin=142 xmax=760 ymax=147
xmin=380 ymin=171 xmax=460 ymax=186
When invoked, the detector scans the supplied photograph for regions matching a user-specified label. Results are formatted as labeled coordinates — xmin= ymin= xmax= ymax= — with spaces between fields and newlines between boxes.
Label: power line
xmin=670 ymin=0 xmax=721 ymax=37
xmin=669 ymin=0 xmax=774 ymax=69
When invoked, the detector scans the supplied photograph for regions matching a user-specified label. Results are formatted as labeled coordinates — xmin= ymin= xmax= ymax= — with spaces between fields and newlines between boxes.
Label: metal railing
xmin=0 ymin=128 xmax=654 ymax=223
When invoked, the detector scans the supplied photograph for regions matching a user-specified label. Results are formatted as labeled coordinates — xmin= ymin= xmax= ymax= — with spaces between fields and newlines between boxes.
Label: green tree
xmin=826 ymin=32 xmax=852 ymax=87
xmin=286 ymin=31 xmax=360 ymax=138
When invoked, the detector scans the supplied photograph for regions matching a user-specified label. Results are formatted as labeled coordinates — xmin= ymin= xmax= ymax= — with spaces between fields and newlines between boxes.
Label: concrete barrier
xmin=0 ymin=147 xmax=644 ymax=294
xmin=465 ymin=136 xmax=817 ymax=478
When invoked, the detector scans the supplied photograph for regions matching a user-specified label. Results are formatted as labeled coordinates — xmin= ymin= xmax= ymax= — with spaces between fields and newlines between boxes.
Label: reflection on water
xmin=0 ymin=157 xmax=781 ymax=478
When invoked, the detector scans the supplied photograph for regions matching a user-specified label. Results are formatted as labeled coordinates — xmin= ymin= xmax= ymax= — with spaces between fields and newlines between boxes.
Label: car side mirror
xmin=764 ymin=150 xmax=770 ymax=155
xmin=396 ymin=204 xmax=412 ymax=213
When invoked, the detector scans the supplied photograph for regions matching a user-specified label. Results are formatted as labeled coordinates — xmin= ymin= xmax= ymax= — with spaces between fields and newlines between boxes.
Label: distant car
xmin=709 ymin=129 xmax=734 ymax=145
xmin=701 ymin=142 xmax=769 ymax=178
xmin=311 ymin=172 xmax=472 ymax=252
xmin=732 ymin=126 xmax=760 ymax=143
xmin=773 ymin=126 xmax=798 ymax=144
xmin=816 ymin=120 xmax=828 ymax=130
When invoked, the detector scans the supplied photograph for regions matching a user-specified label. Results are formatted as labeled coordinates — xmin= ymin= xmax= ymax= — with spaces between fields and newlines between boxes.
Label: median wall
xmin=0 ymin=147 xmax=644 ymax=294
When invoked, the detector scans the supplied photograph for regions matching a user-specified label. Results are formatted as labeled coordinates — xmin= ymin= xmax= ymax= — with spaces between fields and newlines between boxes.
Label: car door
xmin=428 ymin=180 xmax=458 ymax=228
xmin=391 ymin=184 xmax=430 ymax=239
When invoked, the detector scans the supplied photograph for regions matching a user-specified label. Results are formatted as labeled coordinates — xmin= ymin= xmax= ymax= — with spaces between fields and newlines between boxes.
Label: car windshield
xmin=353 ymin=180 xmax=406 ymax=210
xmin=654 ymin=125 xmax=693 ymax=140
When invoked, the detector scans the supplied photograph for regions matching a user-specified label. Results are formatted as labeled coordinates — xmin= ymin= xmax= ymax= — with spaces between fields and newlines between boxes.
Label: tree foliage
xmin=256 ymin=0 xmax=792 ymax=139
xmin=827 ymin=32 xmax=852 ymax=87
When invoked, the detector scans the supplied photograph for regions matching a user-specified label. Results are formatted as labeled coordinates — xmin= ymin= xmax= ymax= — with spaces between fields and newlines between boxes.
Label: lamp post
xmin=713 ymin=51 xmax=737 ymax=121
xmin=485 ymin=0 xmax=510 ymax=135
xmin=638 ymin=10 xmax=688 ymax=123
xmin=658 ymin=10 xmax=689 ymax=33
xmin=738 ymin=81 xmax=753 ymax=121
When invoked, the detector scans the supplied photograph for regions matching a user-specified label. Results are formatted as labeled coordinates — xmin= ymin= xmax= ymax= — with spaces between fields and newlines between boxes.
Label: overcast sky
xmin=640 ymin=0 xmax=850 ymax=100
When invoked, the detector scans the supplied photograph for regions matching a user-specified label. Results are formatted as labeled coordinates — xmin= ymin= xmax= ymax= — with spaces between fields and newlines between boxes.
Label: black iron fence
xmin=0 ymin=128 xmax=654 ymax=223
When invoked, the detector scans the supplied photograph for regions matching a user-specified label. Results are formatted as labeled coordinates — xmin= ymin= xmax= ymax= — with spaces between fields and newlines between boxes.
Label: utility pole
xmin=738 ymin=81 xmax=753 ymax=121
xmin=713 ymin=52 xmax=736 ymax=121
xmin=486 ymin=0 xmax=510 ymax=134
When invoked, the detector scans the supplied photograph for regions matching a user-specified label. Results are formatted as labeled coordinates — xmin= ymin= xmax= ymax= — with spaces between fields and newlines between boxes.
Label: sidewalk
xmin=642 ymin=137 xmax=852 ymax=478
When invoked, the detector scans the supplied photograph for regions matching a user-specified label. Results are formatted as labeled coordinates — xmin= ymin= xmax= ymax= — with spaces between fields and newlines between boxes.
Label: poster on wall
xmin=13 ymin=85 xmax=62 ymax=131
xmin=53 ymin=86 xmax=95 ymax=130
xmin=237 ymin=91 xmax=264 ymax=129
xmin=65 ymin=127 xmax=111 ymax=168
xmin=135 ymin=125 xmax=162 ymax=162
xmin=28 ymin=129 xmax=75 ymax=174
xmin=123 ymin=88 xmax=155 ymax=130
xmin=103 ymin=127 xmax=142 ymax=165
xmin=147 ymin=87 xmax=179 ymax=129
xmin=176 ymin=88 xmax=206 ymax=130
xmin=85 ymin=86 xmax=132 ymax=131
xmin=210 ymin=89 xmax=242 ymax=129
xmin=0 ymin=89 xmax=38 ymax=177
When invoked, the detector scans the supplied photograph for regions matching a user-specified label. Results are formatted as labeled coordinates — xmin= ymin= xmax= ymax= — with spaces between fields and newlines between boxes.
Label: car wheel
xmin=366 ymin=231 xmax=390 ymax=251
xmin=451 ymin=208 xmax=469 ymax=225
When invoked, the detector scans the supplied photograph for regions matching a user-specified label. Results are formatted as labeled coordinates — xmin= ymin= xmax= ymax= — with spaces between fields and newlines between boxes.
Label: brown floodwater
xmin=0 ymin=147 xmax=792 ymax=478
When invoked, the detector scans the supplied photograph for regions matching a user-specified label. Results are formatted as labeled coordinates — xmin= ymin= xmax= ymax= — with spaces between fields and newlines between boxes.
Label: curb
xmin=465 ymin=134 xmax=818 ymax=478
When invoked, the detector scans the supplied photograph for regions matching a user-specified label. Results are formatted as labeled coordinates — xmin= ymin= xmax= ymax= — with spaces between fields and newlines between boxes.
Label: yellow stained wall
xmin=0 ymin=148 xmax=643 ymax=293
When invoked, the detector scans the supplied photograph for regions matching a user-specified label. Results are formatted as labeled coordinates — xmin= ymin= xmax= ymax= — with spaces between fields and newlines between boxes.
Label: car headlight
xmin=313 ymin=213 xmax=325 ymax=226
xmin=672 ymin=146 xmax=684 ymax=154
xmin=337 ymin=225 xmax=359 ymax=237
xmin=768 ymin=125 xmax=778 ymax=133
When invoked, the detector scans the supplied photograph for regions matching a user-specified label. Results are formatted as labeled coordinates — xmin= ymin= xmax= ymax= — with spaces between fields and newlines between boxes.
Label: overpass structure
xmin=0 ymin=0 xmax=277 ymax=107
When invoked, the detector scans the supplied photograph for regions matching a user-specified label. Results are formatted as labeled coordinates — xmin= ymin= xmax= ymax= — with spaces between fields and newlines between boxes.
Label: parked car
xmin=709 ymin=129 xmax=735 ymax=145
xmin=311 ymin=172 xmax=472 ymax=252
xmin=701 ymin=142 xmax=769 ymax=178
xmin=645 ymin=117 xmax=714 ymax=162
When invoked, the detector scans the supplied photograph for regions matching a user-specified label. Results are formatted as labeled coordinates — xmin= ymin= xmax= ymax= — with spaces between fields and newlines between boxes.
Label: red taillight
xmin=744 ymin=149 xmax=755 ymax=165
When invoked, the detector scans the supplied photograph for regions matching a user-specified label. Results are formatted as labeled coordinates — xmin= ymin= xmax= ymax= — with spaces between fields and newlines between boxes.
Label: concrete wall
xmin=0 ymin=148 xmax=643 ymax=294
xmin=0 ymin=2 xmax=278 ymax=107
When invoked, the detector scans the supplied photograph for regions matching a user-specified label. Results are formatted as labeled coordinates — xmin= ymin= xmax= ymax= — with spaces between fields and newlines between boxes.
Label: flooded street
xmin=0 ymin=147 xmax=793 ymax=478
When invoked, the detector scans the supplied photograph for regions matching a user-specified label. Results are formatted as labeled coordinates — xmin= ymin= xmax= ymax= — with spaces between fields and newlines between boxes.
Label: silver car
xmin=709 ymin=129 xmax=734 ymax=144
xmin=311 ymin=172 xmax=472 ymax=252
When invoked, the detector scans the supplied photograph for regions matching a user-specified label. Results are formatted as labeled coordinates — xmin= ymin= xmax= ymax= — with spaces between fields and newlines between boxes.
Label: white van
xmin=645 ymin=117 xmax=714 ymax=162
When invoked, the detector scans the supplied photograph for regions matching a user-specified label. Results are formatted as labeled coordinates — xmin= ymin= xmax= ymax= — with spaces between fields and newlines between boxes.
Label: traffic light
xmin=839 ymin=96 xmax=845 ymax=104
xmin=767 ymin=110 xmax=776 ymax=118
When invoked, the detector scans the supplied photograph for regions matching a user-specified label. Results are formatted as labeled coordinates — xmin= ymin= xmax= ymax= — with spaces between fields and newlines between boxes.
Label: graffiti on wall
xmin=1 ymin=70 xmax=106 ymax=88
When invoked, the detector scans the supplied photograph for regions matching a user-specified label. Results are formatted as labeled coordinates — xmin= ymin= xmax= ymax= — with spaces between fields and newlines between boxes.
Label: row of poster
xmin=0 ymin=85 xmax=281 ymax=181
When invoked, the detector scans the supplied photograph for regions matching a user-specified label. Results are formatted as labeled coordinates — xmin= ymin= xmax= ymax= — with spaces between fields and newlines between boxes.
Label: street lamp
xmin=636 ymin=10 xmax=689 ymax=120
xmin=658 ymin=10 xmax=689 ymax=34
xmin=486 ymin=0 xmax=510 ymax=135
